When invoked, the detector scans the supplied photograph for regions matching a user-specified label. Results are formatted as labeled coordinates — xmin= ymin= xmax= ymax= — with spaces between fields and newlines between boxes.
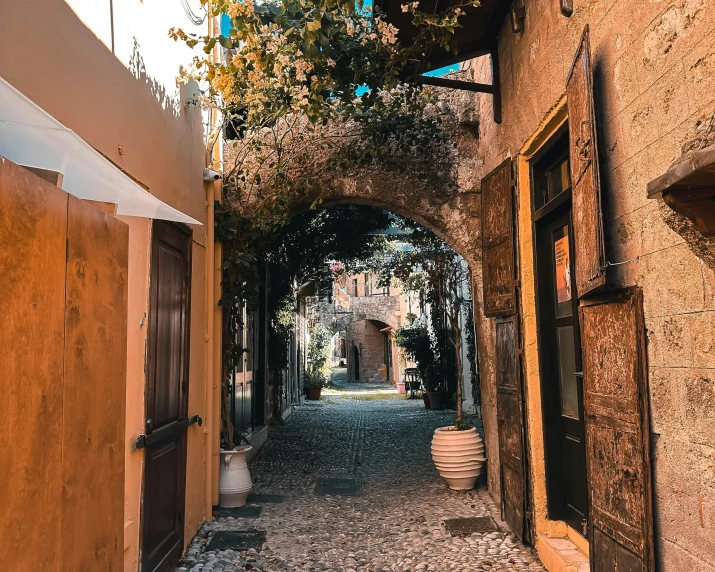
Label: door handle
xmin=135 ymin=414 xmax=203 ymax=449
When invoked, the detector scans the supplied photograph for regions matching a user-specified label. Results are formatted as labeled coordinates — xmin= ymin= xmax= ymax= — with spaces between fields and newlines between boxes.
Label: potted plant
xmin=219 ymin=381 xmax=253 ymax=507
xmin=423 ymin=364 xmax=446 ymax=410
xmin=305 ymin=366 xmax=326 ymax=400
xmin=429 ymin=253 xmax=485 ymax=491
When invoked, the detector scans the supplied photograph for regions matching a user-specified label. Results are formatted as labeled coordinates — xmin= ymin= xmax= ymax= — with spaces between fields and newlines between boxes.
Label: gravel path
xmin=177 ymin=372 xmax=545 ymax=572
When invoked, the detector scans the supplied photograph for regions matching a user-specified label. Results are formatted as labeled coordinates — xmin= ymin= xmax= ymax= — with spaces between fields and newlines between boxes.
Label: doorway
xmin=142 ymin=221 xmax=192 ymax=572
xmin=532 ymin=129 xmax=589 ymax=534
xmin=353 ymin=345 xmax=360 ymax=380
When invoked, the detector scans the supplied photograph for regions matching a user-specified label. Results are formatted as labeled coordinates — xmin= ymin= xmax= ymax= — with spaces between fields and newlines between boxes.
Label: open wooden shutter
xmin=566 ymin=26 xmax=607 ymax=297
xmin=579 ymin=287 xmax=655 ymax=572
xmin=481 ymin=158 xmax=516 ymax=317
xmin=495 ymin=315 xmax=528 ymax=541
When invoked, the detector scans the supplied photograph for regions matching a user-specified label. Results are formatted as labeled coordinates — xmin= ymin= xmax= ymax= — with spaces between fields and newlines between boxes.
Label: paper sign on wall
xmin=554 ymin=235 xmax=572 ymax=303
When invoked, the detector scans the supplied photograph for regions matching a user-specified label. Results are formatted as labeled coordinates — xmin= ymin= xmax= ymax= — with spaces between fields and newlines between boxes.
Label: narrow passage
xmin=178 ymin=370 xmax=545 ymax=572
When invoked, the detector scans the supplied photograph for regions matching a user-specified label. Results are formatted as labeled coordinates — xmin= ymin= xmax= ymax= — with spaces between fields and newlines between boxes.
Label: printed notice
xmin=554 ymin=235 xmax=571 ymax=303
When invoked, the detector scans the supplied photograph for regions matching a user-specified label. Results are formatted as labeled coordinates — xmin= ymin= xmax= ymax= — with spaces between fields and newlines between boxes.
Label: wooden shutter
xmin=566 ymin=26 xmax=607 ymax=297
xmin=495 ymin=315 xmax=528 ymax=541
xmin=579 ymin=287 xmax=655 ymax=572
xmin=482 ymin=158 xmax=516 ymax=317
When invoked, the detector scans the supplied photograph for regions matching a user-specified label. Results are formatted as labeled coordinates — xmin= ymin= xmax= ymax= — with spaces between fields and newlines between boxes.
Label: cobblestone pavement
xmin=178 ymin=371 xmax=545 ymax=572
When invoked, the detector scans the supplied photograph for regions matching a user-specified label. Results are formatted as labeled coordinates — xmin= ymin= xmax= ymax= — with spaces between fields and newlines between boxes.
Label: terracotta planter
xmin=423 ymin=392 xmax=431 ymax=409
xmin=219 ymin=446 xmax=253 ymax=507
xmin=397 ymin=382 xmax=406 ymax=394
xmin=426 ymin=391 xmax=446 ymax=410
xmin=306 ymin=387 xmax=322 ymax=400
xmin=431 ymin=427 xmax=485 ymax=490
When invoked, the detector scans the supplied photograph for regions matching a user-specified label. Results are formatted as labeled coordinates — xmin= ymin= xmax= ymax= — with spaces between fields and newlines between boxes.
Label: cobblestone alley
xmin=177 ymin=372 xmax=545 ymax=572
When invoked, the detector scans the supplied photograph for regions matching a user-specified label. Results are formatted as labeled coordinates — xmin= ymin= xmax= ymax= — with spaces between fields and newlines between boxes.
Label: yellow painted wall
xmin=0 ymin=2 xmax=213 ymax=570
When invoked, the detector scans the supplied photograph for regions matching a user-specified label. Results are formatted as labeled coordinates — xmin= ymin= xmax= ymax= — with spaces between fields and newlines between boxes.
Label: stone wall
xmin=466 ymin=1 xmax=715 ymax=569
xmin=347 ymin=320 xmax=390 ymax=383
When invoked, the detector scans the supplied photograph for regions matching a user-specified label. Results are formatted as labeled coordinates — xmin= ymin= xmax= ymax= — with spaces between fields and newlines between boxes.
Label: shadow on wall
xmin=128 ymin=38 xmax=181 ymax=118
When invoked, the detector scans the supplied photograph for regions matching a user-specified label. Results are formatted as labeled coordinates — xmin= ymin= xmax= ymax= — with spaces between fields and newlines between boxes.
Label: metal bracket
xmin=418 ymin=46 xmax=502 ymax=124
xmin=135 ymin=414 xmax=203 ymax=449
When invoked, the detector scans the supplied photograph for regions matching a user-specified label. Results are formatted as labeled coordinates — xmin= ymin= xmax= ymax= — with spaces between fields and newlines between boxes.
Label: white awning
xmin=0 ymin=76 xmax=201 ymax=225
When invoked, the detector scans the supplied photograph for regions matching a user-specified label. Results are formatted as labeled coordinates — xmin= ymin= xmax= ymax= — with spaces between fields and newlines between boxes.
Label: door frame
xmin=140 ymin=220 xmax=193 ymax=572
xmin=514 ymin=97 xmax=593 ymax=545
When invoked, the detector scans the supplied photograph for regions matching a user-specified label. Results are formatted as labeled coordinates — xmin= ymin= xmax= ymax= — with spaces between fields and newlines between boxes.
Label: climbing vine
xmin=174 ymin=0 xmax=481 ymax=436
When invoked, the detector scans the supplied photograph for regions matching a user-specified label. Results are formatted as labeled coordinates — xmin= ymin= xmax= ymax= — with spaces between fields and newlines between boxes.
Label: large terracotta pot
xmin=219 ymin=446 xmax=252 ymax=507
xmin=431 ymin=427 xmax=485 ymax=490
xmin=306 ymin=387 xmax=322 ymax=400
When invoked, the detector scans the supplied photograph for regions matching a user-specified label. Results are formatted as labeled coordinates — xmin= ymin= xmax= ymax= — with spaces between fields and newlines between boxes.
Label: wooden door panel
xmin=143 ymin=221 xmax=192 ymax=572
xmin=144 ymin=441 xmax=182 ymax=562
xmin=149 ymin=242 xmax=186 ymax=428
xmin=495 ymin=316 xmax=527 ymax=541
xmin=482 ymin=159 xmax=516 ymax=317
xmin=62 ymin=195 xmax=127 ymax=572
xmin=580 ymin=287 xmax=655 ymax=572
xmin=0 ymin=160 xmax=68 ymax=571
xmin=566 ymin=26 xmax=606 ymax=297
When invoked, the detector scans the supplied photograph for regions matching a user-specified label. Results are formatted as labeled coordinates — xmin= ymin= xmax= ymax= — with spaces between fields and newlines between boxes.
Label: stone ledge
xmin=536 ymin=535 xmax=589 ymax=572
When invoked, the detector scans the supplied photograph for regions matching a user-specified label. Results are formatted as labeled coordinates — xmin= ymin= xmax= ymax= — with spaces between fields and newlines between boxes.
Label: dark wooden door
xmin=495 ymin=316 xmax=528 ymax=542
xmin=535 ymin=205 xmax=588 ymax=533
xmin=580 ymin=288 xmax=655 ymax=572
xmin=142 ymin=221 xmax=192 ymax=572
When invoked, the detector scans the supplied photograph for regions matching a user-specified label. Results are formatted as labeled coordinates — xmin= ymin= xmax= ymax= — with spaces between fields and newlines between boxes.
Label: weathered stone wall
xmin=466 ymin=1 xmax=715 ymax=568
xmin=347 ymin=320 xmax=390 ymax=382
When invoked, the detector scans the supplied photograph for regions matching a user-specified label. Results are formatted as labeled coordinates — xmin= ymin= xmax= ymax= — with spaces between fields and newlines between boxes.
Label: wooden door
xmin=495 ymin=316 xmax=528 ymax=542
xmin=142 ymin=221 xmax=192 ymax=572
xmin=579 ymin=288 xmax=655 ymax=572
xmin=534 ymin=204 xmax=588 ymax=532
xmin=1 ymin=159 xmax=127 ymax=571
xmin=566 ymin=26 xmax=606 ymax=298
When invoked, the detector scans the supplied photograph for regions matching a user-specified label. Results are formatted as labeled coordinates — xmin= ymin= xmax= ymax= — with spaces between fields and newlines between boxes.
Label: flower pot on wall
xmin=219 ymin=446 xmax=253 ymax=507
xmin=306 ymin=387 xmax=322 ymax=400
xmin=426 ymin=391 xmax=445 ymax=410
xmin=431 ymin=427 xmax=485 ymax=490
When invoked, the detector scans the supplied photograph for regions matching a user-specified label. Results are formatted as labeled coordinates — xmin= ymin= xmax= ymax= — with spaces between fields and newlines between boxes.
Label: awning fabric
xmin=0 ymin=76 xmax=201 ymax=225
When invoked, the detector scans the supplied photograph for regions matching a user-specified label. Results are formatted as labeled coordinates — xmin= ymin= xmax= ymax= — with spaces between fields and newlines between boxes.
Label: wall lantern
xmin=510 ymin=0 xmax=525 ymax=33
xmin=647 ymin=143 xmax=715 ymax=237
xmin=560 ymin=0 xmax=574 ymax=17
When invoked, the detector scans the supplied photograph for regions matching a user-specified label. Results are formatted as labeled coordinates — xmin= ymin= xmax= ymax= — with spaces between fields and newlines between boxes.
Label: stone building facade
xmin=456 ymin=2 xmax=715 ymax=570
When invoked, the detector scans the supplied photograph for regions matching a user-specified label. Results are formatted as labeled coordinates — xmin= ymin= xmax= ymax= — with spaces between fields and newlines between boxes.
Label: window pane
xmin=557 ymin=325 xmax=579 ymax=419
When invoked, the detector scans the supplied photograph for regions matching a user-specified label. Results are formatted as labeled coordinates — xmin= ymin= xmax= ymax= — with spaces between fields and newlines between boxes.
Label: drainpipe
xmin=205 ymin=5 xmax=223 ymax=519
xmin=205 ymin=176 xmax=216 ymax=520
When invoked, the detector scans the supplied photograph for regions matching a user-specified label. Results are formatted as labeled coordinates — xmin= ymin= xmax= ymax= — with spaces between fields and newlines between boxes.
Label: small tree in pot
xmin=381 ymin=226 xmax=484 ymax=489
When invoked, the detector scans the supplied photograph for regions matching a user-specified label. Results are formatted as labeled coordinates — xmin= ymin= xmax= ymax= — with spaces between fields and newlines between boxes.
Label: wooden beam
xmin=420 ymin=76 xmax=494 ymax=93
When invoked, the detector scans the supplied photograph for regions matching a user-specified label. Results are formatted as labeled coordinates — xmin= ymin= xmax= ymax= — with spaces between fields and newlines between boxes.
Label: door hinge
xmin=581 ymin=519 xmax=589 ymax=537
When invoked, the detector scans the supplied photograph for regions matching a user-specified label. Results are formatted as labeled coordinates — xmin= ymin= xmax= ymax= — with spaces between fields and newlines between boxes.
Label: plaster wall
xmin=0 ymin=2 xmax=211 ymax=570
xmin=466 ymin=1 xmax=715 ymax=569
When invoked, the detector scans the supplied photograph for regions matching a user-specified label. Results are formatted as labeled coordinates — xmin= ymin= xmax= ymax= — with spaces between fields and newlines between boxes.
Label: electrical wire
xmin=180 ymin=0 xmax=207 ymax=25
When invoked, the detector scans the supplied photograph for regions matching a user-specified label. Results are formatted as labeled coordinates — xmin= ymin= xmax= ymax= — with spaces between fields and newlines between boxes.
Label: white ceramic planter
xmin=219 ymin=446 xmax=253 ymax=507
xmin=431 ymin=426 xmax=485 ymax=490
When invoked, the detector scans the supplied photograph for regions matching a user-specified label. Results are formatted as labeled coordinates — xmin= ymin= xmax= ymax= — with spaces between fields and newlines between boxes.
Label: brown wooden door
xmin=142 ymin=221 xmax=192 ymax=572
xmin=566 ymin=25 xmax=606 ymax=298
xmin=1 ymin=159 xmax=127 ymax=571
xmin=579 ymin=288 xmax=655 ymax=572
xmin=495 ymin=316 xmax=528 ymax=542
